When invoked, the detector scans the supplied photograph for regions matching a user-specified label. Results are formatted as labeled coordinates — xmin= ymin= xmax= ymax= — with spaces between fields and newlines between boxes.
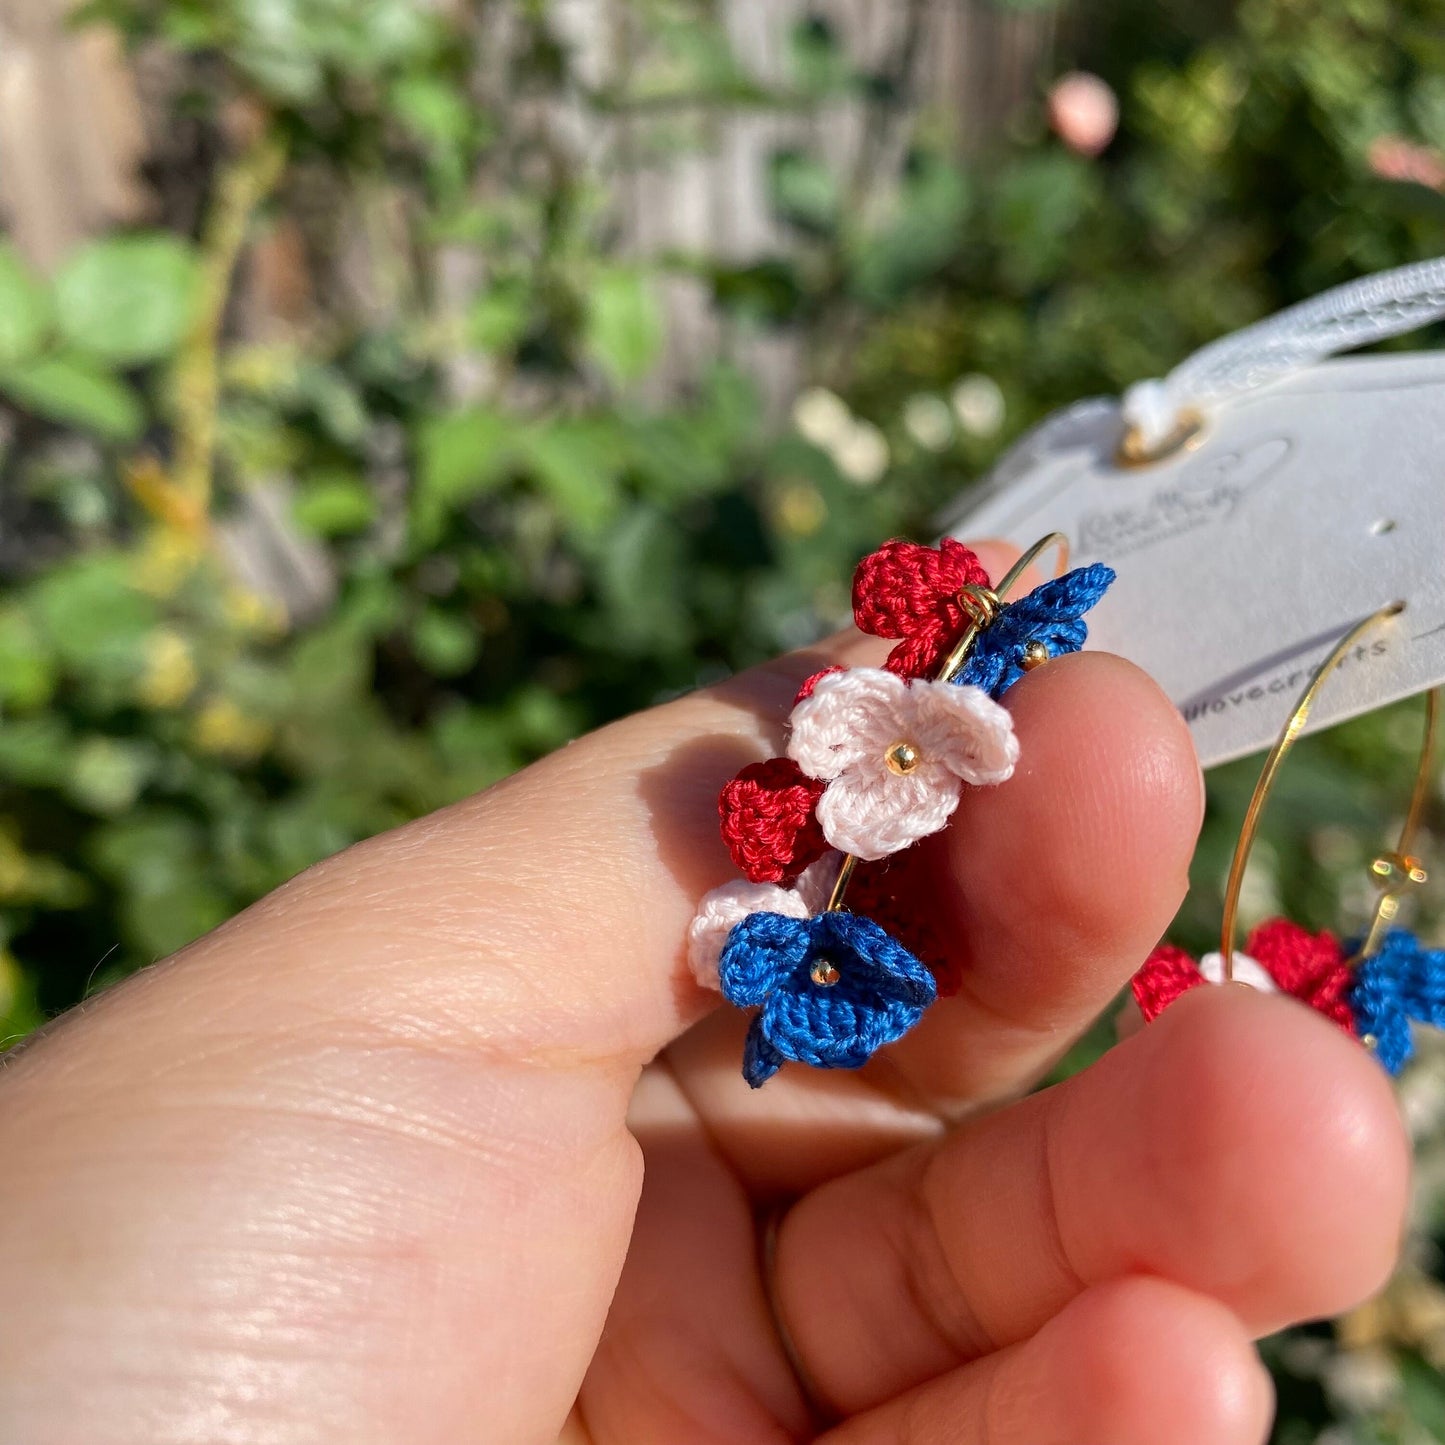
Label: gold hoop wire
xmin=826 ymin=531 xmax=1070 ymax=913
xmin=1218 ymin=602 xmax=1439 ymax=978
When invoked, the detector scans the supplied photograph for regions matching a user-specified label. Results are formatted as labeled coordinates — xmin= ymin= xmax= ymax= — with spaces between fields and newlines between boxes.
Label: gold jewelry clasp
xmin=1115 ymin=408 xmax=1205 ymax=469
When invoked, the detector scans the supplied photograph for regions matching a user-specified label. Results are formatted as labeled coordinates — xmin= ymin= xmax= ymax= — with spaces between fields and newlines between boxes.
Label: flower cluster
xmin=1132 ymin=919 xmax=1445 ymax=1074
xmin=691 ymin=536 xmax=1117 ymax=1087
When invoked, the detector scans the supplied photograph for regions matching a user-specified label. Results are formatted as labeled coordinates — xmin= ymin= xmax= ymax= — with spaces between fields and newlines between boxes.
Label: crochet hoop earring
xmin=1133 ymin=602 xmax=1445 ymax=1072
xmin=692 ymin=530 xmax=1119 ymax=1086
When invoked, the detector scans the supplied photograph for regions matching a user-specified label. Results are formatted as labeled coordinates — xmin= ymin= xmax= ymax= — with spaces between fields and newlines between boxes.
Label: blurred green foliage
xmin=2 ymin=0 xmax=1444 ymax=1435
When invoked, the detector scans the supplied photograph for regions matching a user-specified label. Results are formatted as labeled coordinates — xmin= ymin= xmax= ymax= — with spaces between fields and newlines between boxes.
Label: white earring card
xmin=947 ymin=352 xmax=1445 ymax=768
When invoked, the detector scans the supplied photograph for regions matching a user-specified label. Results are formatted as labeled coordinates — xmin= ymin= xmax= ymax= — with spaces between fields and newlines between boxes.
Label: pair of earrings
xmin=688 ymin=533 xmax=1116 ymax=1086
xmin=1132 ymin=604 xmax=1445 ymax=1074
xmin=691 ymin=536 xmax=1444 ymax=1088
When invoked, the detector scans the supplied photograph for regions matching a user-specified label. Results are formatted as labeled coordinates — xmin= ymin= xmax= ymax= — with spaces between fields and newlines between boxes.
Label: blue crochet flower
xmin=953 ymin=562 xmax=1116 ymax=699
xmin=1349 ymin=929 xmax=1445 ymax=1075
xmin=718 ymin=910 xmax=937 ymax=1087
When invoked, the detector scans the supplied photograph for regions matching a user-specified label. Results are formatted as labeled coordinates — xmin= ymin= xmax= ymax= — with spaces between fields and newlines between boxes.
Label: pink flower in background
xmin=1048 ymin=72 xmax=1119 ymax=157
xmin=1368 ymin=135 xmax=1445 ymax=190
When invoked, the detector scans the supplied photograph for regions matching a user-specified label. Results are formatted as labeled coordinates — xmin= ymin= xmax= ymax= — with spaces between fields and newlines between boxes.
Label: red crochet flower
xmin=851 ymin=538 xmax=992 ymax=680
xmin=1131 ymin=943 xmax=1206 ymax=1023
xmin=1248 ymin=919 xmax=1356 ymax=1032
xmin=847 ymin=857 xmax=957 ymax=994
xmin=718 ymin=759 xmax=828 ymax=885
xmin=716 ymin=538 xmax=993 ymax=890
xmin=1132 ymin=919 xmax=1356 ymax=1035
xmin=794 ymin=666 xmax=843 ymax=704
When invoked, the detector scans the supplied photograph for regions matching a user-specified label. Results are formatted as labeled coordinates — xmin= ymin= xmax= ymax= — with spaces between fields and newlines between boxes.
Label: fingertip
xmin=871 ymin=649 xmax=1202 ymax=1102
xmin=1003 ymin=650 xmax=1203 ymax=852
xmin=829 ymin=1275 xmax=1275 ymax=1445
xmin=941 ymin=651 xmax=1202 ymax=1008
xmin=1031 ymin=1278 xmax=1273 ymax=1445
xmin=1107 ymin=986 xmax=1410 ymax=1329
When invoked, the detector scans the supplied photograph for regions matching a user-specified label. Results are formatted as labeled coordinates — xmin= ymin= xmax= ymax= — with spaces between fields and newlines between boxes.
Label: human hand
xmin=0 ymin=545 xmax=1408 ymax=1445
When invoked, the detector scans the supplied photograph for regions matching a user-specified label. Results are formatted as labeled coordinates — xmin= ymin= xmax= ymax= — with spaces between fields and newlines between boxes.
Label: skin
xmin=0 ymin=542 xmax=1410 ymax=1445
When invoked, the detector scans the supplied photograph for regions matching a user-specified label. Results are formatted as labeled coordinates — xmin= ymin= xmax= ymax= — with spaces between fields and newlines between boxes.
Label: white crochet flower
xmin=1196 ymin=951 xmax=1278 ymax=994
xmin=688 ymin=880 xmax=811 ymax=990
xmin=687 ymin=859 xmax=842 ymax=991
xmin=787 ymin=668 xmax=1018 ymax=862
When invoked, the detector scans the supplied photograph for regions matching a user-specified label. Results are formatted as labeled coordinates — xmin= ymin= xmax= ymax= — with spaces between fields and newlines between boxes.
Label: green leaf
xmin=230 ymin=0 xmax=438 ymax=101
xmin=0 ymin=955 xmax=44 ymax=1049
xmin=848 ymin=155 xmax=970 ymax=305
xmin=469 ymin=282 xmax=532 ymax=355
xmin=294 ymin=364 xmax=370 ymax=446
xmin=293 ymin=474 xmax=377 ymax=536
xmin=989 ymin=153 xmax=1096 ymax=291
xmin=29 ymin=555 xmax=159 ymax=685
xmin=0 ymin=716 xmax=73 ymax=787
xmin=788 ymin=16 xmax=851 ymax=96
xmin=0 ymin=355 xmax=145 ymax=441
xmin=507 ymin=685 xmax=580 ymax=753
xmin=89 ymin=810 xmax=231 ymax=958
xmin=0 ymin=244 xmax=50 ymax=365
xmin=390 ymin=73 xmax=472 ymax=153
xmin=583 ymin=270 xmax=662 ymax=385
xmin=429 ymin=702 xmax=517 ymax=792
xmin=523 ymin=421 xmax=624 ymax=536
xmin=769 ymin=149 xmax=840 ymax=234
xmin=597 ymin=506 xmax=689 ymax=651
xmin=410 ymin=608 xmax=479 ymax=677
xmin=66 ymin=737 xmax=155 ymax=815
xmin=1401 ymin=1353 xmax=1445 ymax=1440
xmin=710 ymin=260 xmax=806 ymax=325
xmin=413 ymin=408 xmax=515 ymax=546
xmin=54 ymin=235 xmax=200 ymax=366
xmin=0 ymin=608 xmax=56 ymax=711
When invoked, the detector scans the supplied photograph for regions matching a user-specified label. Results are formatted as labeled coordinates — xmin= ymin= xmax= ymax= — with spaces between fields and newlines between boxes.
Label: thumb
xmin=0 ymin=629 xmax=876 ymax=1445
xmin=201 ymin=629 xmax=877 ymax=1065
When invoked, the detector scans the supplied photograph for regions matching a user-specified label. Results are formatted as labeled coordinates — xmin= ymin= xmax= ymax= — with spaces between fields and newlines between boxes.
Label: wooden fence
xmin=0 ymin=0 xmax=1055 ymax=401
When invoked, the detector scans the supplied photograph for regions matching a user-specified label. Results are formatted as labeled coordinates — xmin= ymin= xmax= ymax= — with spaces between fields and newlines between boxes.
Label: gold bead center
xmin=810 ymin=958 xmax=841 ymax=987
xmin=1021 ymin=640 xmax=1050 ymax=672
xmin=885 ymin=740 xmax=921 ymax=775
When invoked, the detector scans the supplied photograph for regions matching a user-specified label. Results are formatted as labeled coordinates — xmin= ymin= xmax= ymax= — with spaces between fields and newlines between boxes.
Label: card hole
xmin=1370 ymin=517 xmax=1397 ymax=535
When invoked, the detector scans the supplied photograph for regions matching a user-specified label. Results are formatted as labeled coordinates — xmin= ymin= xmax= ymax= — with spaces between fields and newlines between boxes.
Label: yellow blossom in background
xmin=124 ymin=456 xmax=208 ymax=537
xmin=771 ymin=479 xmax=826 ymax=538
xmin=131 ymin=527 xmax=206 ymax=598
xmin=192 ymin=698 xmax=272 ymax=759
xmin=137 ymin=629 xmax=198 ymax=709
xmin=224 ymin=587 xmax=287 ymax=639
xmin=1340 ymin=1271 xmax=1445 ymax=1370
xmin=0 ymin=949 xmax=22 ymax=1018
xmin=0 ymin=830 xmax=30 ymax=900
xmin=222 ymin=342 xmax=301 ymax=394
